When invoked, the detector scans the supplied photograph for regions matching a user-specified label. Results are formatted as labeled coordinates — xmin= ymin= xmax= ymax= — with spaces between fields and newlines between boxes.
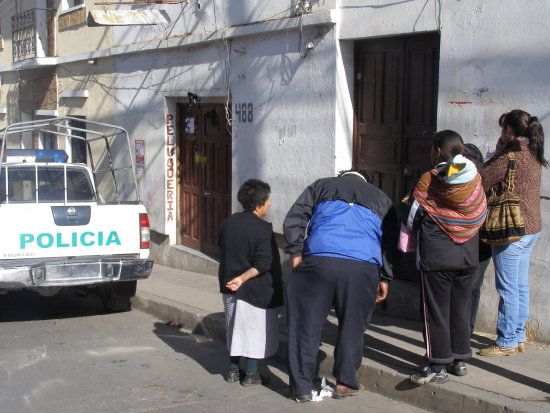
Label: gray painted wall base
xmin=149 ymin=231 xmax=219 ymax=276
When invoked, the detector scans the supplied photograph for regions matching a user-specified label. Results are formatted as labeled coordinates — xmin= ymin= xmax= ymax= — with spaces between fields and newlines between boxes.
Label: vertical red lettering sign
xmin=165 ymin=114 xmax=176 ymax=222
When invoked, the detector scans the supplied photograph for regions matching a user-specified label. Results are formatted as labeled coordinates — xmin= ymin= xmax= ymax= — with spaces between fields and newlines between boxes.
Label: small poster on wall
xmin=135 ymin=139 xmax=145 ymax=175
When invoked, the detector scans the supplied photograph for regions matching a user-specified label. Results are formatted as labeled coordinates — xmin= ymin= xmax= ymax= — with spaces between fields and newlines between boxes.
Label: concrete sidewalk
xmin=132 ymin=265 xmax=550 ymax=413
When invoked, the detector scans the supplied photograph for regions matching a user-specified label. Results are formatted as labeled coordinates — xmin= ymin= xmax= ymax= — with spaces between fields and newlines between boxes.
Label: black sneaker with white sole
xmin=410 ymin=366 xmax=449 ymax=385
xmin=226 ymin=368 xmax=240 ymax=383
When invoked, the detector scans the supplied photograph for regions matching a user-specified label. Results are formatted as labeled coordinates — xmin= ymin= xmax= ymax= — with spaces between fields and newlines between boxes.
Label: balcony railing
xmin=11 ymin=9 xmax=53 ymax=63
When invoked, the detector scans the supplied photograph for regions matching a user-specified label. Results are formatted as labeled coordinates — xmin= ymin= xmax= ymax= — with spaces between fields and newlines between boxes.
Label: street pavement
xmin=133 ymin=264 xmax=550 ymax=413
xmin=0 ymin=288 xmax=429 ymax=413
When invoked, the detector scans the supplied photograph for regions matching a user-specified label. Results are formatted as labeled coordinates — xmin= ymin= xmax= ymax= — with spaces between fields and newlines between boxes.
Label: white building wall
xmin=112 ymin=23 xmax=339 ymax=236
xmin=338 ymin=0 xmax=441 ymax=39
xmin=339 ymin=0 xmax=550 ymax=342
xmin=436 ymin=0 xmax=550 ymax=344
xmin=113 ymin=42 xmax=228 ymax=236
xmin=231 ymin=28 xmax=338 ymax=233
xmin=108 ymin=1 xmax=338 ymax=48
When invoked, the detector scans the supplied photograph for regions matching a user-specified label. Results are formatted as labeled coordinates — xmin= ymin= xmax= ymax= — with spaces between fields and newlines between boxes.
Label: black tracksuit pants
xmin=420 ymin=269 xmax=476 ymax=365
xmin=286 ymin=255 xmax=380 ymax=396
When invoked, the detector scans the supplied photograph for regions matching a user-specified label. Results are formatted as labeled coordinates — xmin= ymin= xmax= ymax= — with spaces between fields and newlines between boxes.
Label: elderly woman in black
xmin=218 ymin=179 xmax=283 ymax=386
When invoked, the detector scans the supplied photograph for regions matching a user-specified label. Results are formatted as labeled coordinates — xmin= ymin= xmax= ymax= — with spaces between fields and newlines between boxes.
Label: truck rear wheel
xmin=100 ymin=280 xmax=137 ymax=312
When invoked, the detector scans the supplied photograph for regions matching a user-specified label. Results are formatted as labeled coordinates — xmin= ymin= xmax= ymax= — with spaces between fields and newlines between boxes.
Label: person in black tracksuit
xmin=401 ymin=197 xmax=478 ymax=378
xmin=401 ymin=130 xmax=486 ymax=385
xmin=283 ymin=170 xmax=397 ymax=401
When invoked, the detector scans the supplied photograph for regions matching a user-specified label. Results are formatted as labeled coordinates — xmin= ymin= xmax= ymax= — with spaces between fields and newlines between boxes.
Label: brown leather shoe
xmin=479 ymin=344 xmax=518 ymax=357
xmin=332 ymin=383 xmax=364 ymax=399
xmin=518 ymin=342 xmax=527 ymax=352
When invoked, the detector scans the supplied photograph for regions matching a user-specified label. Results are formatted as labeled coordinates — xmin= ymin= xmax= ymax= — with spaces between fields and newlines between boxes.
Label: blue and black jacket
xmin=283 ymin=172 xmax=397 ymax=283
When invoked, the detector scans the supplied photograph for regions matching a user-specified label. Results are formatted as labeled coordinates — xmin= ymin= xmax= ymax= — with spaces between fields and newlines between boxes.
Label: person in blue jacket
xmin=283 ymin=170 xmax=397 ymax=402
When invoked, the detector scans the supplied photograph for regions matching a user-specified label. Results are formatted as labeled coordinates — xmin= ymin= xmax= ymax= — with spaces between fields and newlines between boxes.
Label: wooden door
xmin=354 ymin=33 xmax=439 ymax=202
xmin=354 ymin=34 xmax=439 ymax=282
xmin=402 ymin=35 xmax=440 ymax=196
xmin=354 ymin=37 xmax=404 ymax=201
xmin=177 ymin=103 xmax=231 ymax=257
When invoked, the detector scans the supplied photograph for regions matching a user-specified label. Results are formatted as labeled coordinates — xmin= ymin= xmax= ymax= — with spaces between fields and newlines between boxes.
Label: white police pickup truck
xmin=0 ymin=118 xmax=153 ymax=311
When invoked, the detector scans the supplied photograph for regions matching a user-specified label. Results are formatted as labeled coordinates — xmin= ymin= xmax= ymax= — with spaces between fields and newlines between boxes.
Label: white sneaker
xmin=410 ymin=366 xmax=449 ymax=385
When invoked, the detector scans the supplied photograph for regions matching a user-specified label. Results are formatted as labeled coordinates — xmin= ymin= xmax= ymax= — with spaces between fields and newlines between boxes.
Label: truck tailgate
xmin=0 ymin=204 xmax=148 ymax=260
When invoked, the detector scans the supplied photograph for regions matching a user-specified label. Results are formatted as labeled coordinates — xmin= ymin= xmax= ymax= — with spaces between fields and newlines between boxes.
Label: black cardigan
xmin=218 ymin=211 xmax=283 ymax=309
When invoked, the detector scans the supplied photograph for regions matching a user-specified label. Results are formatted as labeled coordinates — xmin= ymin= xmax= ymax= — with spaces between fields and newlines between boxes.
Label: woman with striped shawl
xmin=401 ymin=130 xmax=487 ymax=385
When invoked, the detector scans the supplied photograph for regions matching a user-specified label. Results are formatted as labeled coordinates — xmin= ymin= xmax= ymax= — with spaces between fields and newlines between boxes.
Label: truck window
xmin=66 ymin=169 xmax=94 ymax=201
xmin=7 ymin=167 xmax=36 ymax=203
xmin=35 ymin=167 xmax=94 ymax=202
xmin=37 ymin=168 xmax=65 ymax=202
xmin=0 ymin=166 xmax=95 ymax=203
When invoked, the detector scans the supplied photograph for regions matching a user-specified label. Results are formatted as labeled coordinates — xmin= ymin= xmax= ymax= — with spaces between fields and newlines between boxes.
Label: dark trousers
xmin=286 ymin=255 xmax=380 ymax=396
xmin=420 ymin=269 xmax=476 ymax=365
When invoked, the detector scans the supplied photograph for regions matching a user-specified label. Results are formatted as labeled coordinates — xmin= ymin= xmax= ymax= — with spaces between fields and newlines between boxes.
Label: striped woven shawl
xmin=413 ymin=168 xmax=487 ymax=243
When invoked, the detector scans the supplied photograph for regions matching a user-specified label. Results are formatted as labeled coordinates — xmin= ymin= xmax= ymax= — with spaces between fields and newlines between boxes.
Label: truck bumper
xmin=0 ymin=258 xmax=153 ymax=288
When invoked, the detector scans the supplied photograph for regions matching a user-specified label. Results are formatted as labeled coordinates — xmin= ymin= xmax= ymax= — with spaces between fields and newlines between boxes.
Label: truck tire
xmin=100 ymin=280 xmax=137 ymax=313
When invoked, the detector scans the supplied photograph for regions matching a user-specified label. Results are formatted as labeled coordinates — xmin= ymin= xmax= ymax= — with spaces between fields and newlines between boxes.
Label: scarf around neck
xmin=413 ymin=155 xmax=487 ymax=243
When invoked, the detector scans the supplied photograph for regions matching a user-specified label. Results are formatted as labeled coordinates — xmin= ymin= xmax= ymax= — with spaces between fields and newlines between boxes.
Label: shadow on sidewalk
xmin=152 ymin=320 xmax=293 ymax=397
xmin=154 ymin=306 xmax=550 ymax=397
xmin=325 ymin=311 xmax=550 ymax=394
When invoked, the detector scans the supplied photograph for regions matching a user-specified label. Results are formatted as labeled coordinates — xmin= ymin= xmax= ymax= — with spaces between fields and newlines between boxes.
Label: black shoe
xmin=287 ymin=388 xmax=313 ymax=403
xmin=447 ymin=360 xmax=467 ymax=376
xmin=288 ymin=393 xmax=313 ymax=403
xmin=292 ymin=394 xmax=313 ymax=403
xmin=241 ymin=371 xmax=269 ymax=387
xmin=410 ymin=366 xmax=449 ymax=385
xmin=226 ymin=368 xmax=240 ymax=383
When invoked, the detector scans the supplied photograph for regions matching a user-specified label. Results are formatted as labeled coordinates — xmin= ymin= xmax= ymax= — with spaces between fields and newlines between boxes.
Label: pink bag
xmin=397 ymin=223 xmax=416 ymax=253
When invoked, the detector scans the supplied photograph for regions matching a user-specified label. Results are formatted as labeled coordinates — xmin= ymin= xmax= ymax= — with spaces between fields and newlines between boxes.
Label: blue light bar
xmin=4 ymin=149 xmax=69 ymax=163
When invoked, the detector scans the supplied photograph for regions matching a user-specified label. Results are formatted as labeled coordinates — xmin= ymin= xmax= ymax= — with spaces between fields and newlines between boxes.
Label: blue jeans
xmin=491 ymin=233 xmax=539 ymax=347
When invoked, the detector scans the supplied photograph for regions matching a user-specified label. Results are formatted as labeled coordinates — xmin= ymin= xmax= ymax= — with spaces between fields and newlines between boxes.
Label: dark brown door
xmin=353 ymin=33 xmax=439 ymax=202
xmin=353 ymin=34 xmax=439 ymax=282
xmin=177 ymin=103 xmax=231 ymax=257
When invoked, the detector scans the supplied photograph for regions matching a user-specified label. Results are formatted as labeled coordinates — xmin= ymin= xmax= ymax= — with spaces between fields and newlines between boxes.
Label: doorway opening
xmin=177 ymin=102 xmax=232 ymax=258
xmin=353 ymin=33 xmax=440 ymax=281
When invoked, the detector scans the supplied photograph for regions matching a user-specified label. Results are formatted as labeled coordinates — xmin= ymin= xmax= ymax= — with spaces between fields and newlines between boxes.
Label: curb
xmin=132 ymin=292 xmax=545 ymax=413
xmin=132 ymin=294 xmax=226 ymax=342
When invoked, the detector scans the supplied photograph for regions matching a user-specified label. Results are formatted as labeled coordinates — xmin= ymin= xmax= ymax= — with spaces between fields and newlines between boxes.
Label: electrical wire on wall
xmin=221 ymin=32 xmax=232 ymax=134
xmin=55 ymin=1 xmax=300 ymax=113
xmin=210 ymin=0 xmax=231 ymax=134
xmin=54 ymin=0 xmax=194 ymax=100
xmin=296 ymin=1 xmax=312 ymax=58
xmin=436 ymin=0 xmax=442 ymax=32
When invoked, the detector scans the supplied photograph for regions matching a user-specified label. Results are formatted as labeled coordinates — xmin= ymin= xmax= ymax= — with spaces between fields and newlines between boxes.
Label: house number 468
xmin=235 ymin=103 xmax=253 ymax=123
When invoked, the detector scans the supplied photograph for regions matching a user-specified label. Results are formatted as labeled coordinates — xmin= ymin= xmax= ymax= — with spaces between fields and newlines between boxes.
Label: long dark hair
xmin=463 ymin=143 xmax=485 ymax=182
xmin=432 ymin=130 xmax=464 ymax=163
xmin=499 ymin=109 xmax=549 ymax=167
